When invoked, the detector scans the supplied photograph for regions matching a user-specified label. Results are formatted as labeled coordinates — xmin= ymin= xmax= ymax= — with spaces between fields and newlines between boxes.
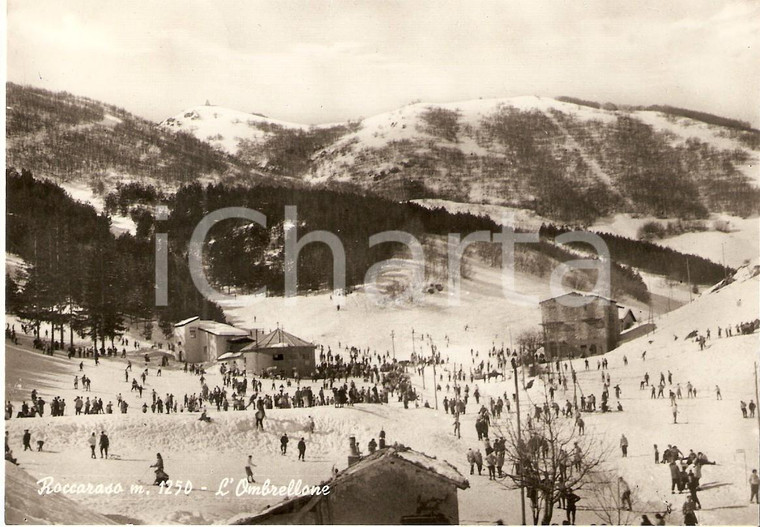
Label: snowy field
xmin=413 ymin=200 xmax=759 ymax=270
xmin=4 ymin=259 xmax=759 ymax=524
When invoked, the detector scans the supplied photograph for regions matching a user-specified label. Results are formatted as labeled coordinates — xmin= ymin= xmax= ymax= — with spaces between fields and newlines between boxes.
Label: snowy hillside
xmin=303 ymin=96 xmax=760 ymax=222
xmin=5 ymin=261 xmax=759 ymax=524
xmin=4 ymin=260 xmax=759 ymax=524
xmin=159 ymin=94 xmax=760 ymax=225
xmin=5 ymin=463 xmax=117 ymax=525
xmin=160 ymin=105 xmax=311 ymax=155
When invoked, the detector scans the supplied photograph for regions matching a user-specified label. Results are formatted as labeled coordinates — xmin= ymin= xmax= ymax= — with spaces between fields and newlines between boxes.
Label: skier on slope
xmin=151 ymin=453 xmax=169 ymax=486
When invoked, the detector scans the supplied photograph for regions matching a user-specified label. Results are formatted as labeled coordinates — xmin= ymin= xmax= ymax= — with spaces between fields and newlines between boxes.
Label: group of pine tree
xmin=5 ymin=168 xmax=225 ymax=351
xmin=7 ymin=166 xmax=732 ymax=355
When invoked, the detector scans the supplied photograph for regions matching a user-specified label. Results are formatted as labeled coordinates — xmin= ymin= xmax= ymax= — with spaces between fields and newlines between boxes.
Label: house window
xmin=273 ymin=354 xmax=284 ymax=361
xmin=189 ymin=329 xmax=197 ymax=339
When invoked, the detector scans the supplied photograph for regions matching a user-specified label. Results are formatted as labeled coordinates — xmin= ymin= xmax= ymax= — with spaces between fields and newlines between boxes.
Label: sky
xmin=6 ymin=0 xmax=760 ymax=126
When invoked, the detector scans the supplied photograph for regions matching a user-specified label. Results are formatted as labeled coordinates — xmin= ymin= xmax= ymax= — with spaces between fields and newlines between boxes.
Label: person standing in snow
xmin=715 ymin=385 xmax=722 ymax=400
xmin=669 ymin=461 xmax=680 ymax=494
xmin=619 ymin=477 xmax=632 ymax=511
xmin=485 ymin=451 xmax=497 ymax=480
xmin=99 ymin=431 xmax=109 ymax=459
xmin=473 ymin=448 xmax=483 ymax=475
xmin=565 ymin=489 xmax=580 ymax=525
xmin=687 ymin=470 xmax=701 ymax=509
xmin=672 ymin=404 xmax=678 ymax=424
xmin=750 ymin=469 xmax=759 ymax=503
xmin=245 ymin=455 xmax=256 ymax=483
xmin=297 ymin=437 xmax=306 ymax=461
xmin=280 ymin=433 xmax=289 ymax=455
xmin=36 ymin=431 xmax=45 ymax=452
xmin=87 ymin=432 xmax=96 ymax=459
xmin=654 ymin=444 xmax=659 ymax=464
xmin=682 ymin=496 xmax=698 ymax=526
xmin=22 ymin=429 xmax=31 ymax=451
xmin=620 ymin=434 xmax=629 ymax=458
xmin=466 ymin=448 xmax=476 ymax=475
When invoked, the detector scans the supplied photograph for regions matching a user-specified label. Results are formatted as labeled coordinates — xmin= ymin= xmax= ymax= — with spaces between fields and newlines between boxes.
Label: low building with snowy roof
xmin=229 ymin=445 xmax=469 ymax=525
xmin=173 ymin=316 xmax=252 ymax=363
xmin=240 ymin=328 xmax=316 ymax=377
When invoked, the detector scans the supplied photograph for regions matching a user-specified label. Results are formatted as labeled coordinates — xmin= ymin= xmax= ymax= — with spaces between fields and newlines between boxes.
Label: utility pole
xmin=390 ymin=330 xmax=396 ymax=361
xmin=431 ymin=343 xmax=439 ymax=410
xmin=686 ymin=258 xmax=693 ymax=302
xmin=722 ymin=243 xmax=728 ymax=280
xmin=512 ymin=357 xmax=526 ymax=525
xmin=755 ymin=362 xmax=760 ymax=433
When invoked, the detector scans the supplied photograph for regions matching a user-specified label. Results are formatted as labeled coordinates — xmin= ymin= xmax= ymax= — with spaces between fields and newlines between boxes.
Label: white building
xmin=173 ymin=316 xmax=251 ymax=363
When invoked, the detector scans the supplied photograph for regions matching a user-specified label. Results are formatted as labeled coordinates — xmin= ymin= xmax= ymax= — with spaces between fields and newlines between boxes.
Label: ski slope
xmin=4 ymin=262 xmax=759 ymax=524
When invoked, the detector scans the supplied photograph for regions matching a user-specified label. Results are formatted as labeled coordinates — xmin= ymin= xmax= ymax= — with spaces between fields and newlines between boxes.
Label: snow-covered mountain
xmin=159 ymin=104 xmax=312 ymax=155
xmin=161 ymin=95 xmax=760 ymax=224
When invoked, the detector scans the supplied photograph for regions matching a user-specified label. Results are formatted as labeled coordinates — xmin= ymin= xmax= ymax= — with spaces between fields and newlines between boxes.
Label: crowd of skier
xmin=5 ymin=316 xmax=759 ymax=525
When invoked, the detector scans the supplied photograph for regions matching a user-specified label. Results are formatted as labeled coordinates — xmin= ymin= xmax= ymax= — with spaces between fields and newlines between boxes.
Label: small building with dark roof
xmin=620 ymin=308 xmax=638 ymax=331
xmin=240 ymin=328 xmax=316 ymax=377
xmin=229 ymin=446 xmax=469 ymax=525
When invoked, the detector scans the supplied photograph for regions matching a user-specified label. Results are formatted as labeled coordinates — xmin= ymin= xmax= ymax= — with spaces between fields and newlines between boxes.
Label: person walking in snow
xmin=715 ymin=385 xmax=722 ymax=400
xmin=749 ymin=400 xmax=756 ymax=418
xmin=687 ymin=470 xmax=701 ymax=509
xmin=620 ymin=434 xmax=629 ymax=458
xmin=466 ymin=448 xmax=477 ymax=475
xmin=672 ymin=404 xmax=678 ymax=424
xmin=245 ymin=455 xmax=256 ymax=483
xmin=280 ymin=433 xmax=289 ymax=455
xmin=297 ymin=437 xmax=306 ymax=461
xmin=87 ymin=432 xmax=97 ymax=458
xmin=473 ymin=448 xmax=483 ymax=475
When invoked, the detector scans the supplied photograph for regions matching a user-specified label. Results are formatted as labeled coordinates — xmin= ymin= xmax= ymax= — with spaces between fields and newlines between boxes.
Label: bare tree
xmin=494 ymin=386 xmax=609 ymax=525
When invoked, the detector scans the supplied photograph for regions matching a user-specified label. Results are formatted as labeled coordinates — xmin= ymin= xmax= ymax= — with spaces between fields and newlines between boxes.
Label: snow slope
xmin=4 ymin=262 xmax=759 ymax=525
xmin=57 ymin=181 xmax=138 ymax=237
xmin=590 ymin=213 xmax=759 ymax=268
xmin=5 ymin=462 xmax=117 ymax=525
xmin=160 ymin=105 xmax=310 ymax=155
